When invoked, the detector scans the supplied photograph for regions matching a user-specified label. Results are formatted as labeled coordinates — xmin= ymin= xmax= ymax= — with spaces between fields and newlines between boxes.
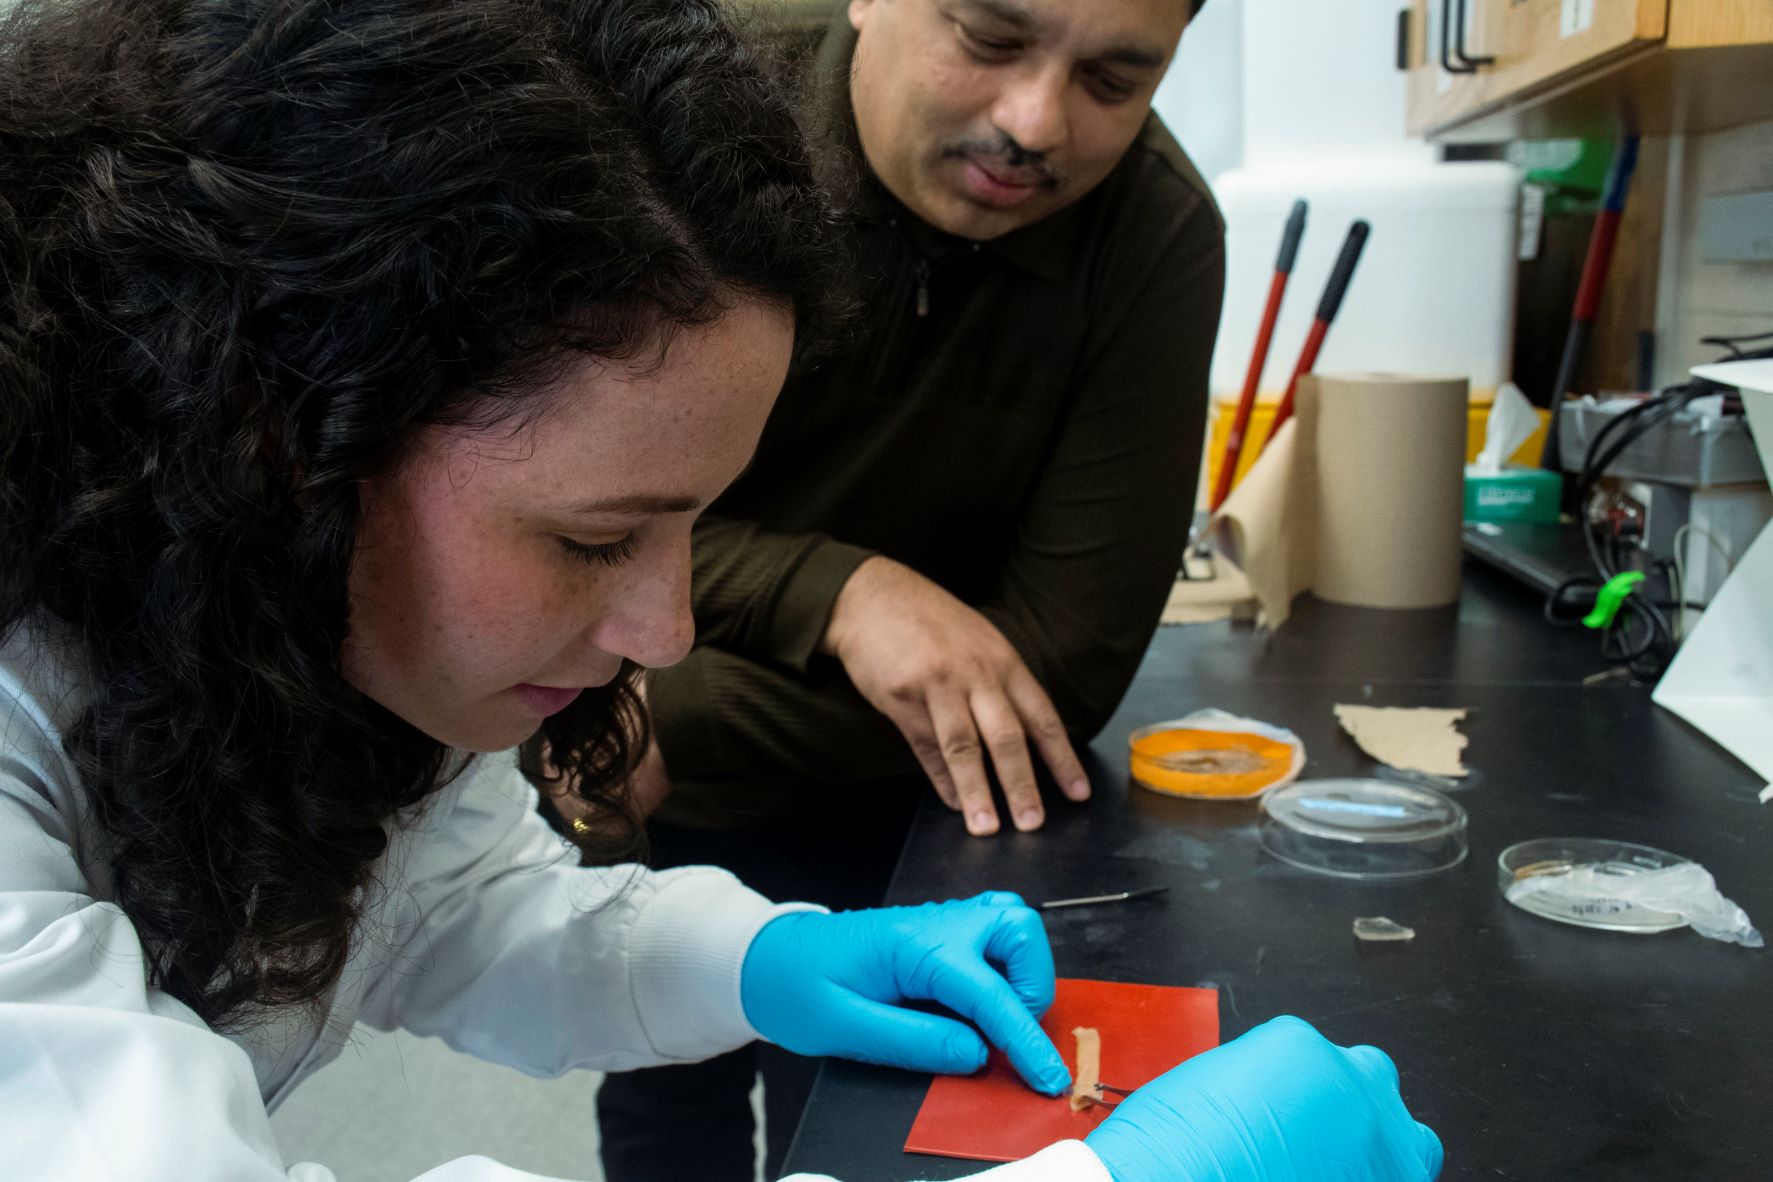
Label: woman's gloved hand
xmin=740 ymin=891 xmax=1071 ymax=1095
xmin=1085 ymin=1015 xmax=1443 ymax=1182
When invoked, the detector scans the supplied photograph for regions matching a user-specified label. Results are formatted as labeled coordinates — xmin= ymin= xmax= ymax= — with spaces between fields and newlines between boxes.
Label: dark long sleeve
xmin=684 ymin=515 xmax=875 ymax=673
xmin=980 ymin=216 xmax=1225 ymax=740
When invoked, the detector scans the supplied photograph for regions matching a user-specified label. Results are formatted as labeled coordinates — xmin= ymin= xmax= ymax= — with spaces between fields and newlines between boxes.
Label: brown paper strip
xmin=1069 ymin=1027 xmax=1102 ymax=1113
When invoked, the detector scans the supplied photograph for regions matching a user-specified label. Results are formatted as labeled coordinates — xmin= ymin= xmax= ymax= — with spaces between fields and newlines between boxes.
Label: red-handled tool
xmin=1540 ymin=135 xmax=1640 ymax=476
xmin=1258 ymin=219 xmax=1372 ymax=450
xmin=1210 ymin=198 xmax=1307 ymax=511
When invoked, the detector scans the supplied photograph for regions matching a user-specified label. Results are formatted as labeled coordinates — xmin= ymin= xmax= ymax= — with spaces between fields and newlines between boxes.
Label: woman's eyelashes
xmin=555 ymin=533 xmax=640 ymax=568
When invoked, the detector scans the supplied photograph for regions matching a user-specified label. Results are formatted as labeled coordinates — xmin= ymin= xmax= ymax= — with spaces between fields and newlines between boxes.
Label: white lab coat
xmin=0 ymin=619 xmax=1108 ymax=1182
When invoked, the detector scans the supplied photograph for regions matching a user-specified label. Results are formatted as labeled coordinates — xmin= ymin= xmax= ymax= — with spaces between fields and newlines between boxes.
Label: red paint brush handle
xmin=1211 ymin=201 xmax=1309 ymax=511
xmin=1211 ymin=272 xmax=1289 ymax=509
xmin=1265 ymin=317 xmax=1329 ymax=438
xmin=1572 ymin=209 xmax=1622 ymax=322
xmin=1260 ymin=220 xmax=1370 ymax=445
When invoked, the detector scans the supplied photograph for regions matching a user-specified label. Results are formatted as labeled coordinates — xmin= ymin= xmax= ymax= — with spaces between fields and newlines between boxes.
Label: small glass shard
xmin=1352 ymin=915 xmax=1416 ymax=942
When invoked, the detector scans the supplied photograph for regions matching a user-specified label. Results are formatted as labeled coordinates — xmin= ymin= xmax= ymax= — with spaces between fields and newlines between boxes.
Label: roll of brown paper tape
xmin=1310 ymin=373 xmax=1469 ymax=609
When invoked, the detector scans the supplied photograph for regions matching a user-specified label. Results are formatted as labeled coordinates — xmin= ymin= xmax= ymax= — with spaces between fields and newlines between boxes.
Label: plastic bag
xmin=1506 ymin=861 xmax=1763 ymax=947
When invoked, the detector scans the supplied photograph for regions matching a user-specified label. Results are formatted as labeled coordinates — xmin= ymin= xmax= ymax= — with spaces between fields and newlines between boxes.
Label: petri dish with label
xmin=1498 ymin=838 xmax=1691 ymax=933
xmin=1258 ymin=779 xmax=1469 ymax=879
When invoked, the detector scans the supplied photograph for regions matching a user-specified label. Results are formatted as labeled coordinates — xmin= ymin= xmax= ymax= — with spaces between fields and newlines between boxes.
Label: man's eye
xmin=957 ymin=22 xmax=1021 ymax=60
xmin=1086 ymin=70 xmax=1135 ymax=103
xmin=556 ymin=534 xmax=640 ymax=568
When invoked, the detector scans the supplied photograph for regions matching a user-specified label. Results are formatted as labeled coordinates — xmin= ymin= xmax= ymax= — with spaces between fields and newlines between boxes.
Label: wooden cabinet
xmin=1404 ymin=0 xmax=1773 ymax=142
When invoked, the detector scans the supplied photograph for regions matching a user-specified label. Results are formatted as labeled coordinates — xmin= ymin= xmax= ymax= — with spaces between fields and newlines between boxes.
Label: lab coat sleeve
xmin=353 ymin=749 xmax=812 ymax=1074
xmin=0 ymin=733 xmax=1114 ymax=1182
xmin=0 ymin=686 xmax=610 ymax=1181
xmin=780 ymin=1140 xmax=1115 ymax=1182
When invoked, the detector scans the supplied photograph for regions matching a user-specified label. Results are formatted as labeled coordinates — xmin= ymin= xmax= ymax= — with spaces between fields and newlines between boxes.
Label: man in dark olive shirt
xmin=590 ymin=0 xmax=1223 ymax=1177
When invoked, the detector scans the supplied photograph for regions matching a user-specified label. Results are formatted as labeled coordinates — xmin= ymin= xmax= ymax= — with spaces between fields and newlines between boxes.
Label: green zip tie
xmin=1583 ymin=571 xmax=1645 ymax=630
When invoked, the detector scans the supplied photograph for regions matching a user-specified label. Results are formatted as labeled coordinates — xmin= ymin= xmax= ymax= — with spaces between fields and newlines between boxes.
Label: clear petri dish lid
xmin=1498 ymin=838 xmax=1691 ymax=933
xmin=1258 ymin=779 xmax=1469 ymax=879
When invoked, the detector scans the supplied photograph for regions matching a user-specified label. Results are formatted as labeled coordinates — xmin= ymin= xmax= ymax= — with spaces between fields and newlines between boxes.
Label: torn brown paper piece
xmin=1334 ymin=705 xmax=1470 ymax=778
xmin=1211 ymin=386 xmax=1318 ymax=630
xmin=1161 ymin=561 xmax=1255 ymax=625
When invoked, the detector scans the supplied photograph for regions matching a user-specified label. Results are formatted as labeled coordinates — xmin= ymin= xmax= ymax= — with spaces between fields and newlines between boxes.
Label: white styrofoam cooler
xmin=1209 ymin=158 xmax=1521 ymax=400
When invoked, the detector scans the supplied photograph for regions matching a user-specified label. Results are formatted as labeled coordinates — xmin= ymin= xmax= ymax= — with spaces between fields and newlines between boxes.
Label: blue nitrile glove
xmin=1085 ymin=1015 xmax=1443 ymax=1182
xmin=740 ymin=891 xmax=1071 ymax=1095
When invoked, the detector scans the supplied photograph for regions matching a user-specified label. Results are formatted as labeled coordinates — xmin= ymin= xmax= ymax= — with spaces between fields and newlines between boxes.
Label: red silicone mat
xmin=904 ymin=977 xmax=1220 ymax=1164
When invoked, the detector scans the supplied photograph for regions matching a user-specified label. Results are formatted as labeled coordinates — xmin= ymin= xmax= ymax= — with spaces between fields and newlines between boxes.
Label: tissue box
xmin=1464 ymin=464 xmax=1562 ymax=523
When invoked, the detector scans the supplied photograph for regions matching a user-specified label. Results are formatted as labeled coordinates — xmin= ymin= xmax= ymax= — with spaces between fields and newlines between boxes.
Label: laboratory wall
xmin=1657 ymin=117 xmax=1773 ymax=386
xmin=1151 ymin=0 xmax=1245 ymax=186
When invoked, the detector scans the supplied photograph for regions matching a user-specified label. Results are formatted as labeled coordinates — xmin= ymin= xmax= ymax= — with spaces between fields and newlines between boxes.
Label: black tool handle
xmin=1276 ymin=199 xmax=1308 ymax=274
xmin=1315 ymin=220 xmax=1371 ymax=324
xmin=1540 ymin=318 xmax=1591 ymax=474
xmin=1453 ymin=0 xmax=1495 ymax=67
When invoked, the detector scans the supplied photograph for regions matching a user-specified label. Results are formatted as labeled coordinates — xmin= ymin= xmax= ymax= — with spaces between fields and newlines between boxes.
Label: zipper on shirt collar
xmin=886 ymin=214 xmax=978 ymax=320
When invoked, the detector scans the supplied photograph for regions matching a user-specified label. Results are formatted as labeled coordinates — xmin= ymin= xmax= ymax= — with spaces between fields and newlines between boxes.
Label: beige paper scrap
xmin=1211 ymin=378 xmax=1320 ymax=629
xmin=1161 ymin=561 xmax=1255 ymax=625
xmin=1334 ymin=704 xmax=1470 ymax=778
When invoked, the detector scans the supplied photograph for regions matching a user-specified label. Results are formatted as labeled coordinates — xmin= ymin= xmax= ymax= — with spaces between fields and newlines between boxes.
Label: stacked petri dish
xmin=1258 ymin=779 xmax=1469 ymax=879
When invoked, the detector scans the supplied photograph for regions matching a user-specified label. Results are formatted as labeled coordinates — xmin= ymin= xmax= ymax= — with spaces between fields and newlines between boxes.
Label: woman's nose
xmin=594 ymin=539 xmax=695 ymax=670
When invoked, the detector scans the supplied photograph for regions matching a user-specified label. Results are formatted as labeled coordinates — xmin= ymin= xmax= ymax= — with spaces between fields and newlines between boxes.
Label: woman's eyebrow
xmin=564 ymin=493 xmax=703 ymax=516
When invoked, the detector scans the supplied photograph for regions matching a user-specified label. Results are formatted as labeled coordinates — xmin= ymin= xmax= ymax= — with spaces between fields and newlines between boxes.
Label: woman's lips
xmin=959 ymin=158 xmax=1044 ymax=209
xmin=513 ymin=683 xmax=585 ymax=717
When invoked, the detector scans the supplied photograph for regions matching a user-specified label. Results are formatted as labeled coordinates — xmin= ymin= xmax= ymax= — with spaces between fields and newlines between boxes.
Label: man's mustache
xmin=940 ymin=132 xmax=1063 ymax=188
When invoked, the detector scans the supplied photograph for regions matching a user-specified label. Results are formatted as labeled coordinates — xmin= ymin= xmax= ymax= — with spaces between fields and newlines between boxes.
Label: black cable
xmin=1541 ymin=573 xmax=1671 ymax=672
xmin=1545 ymin=383 xmax=1701 ymax=672
xmin=1699 ymin=330 xmax=1773 ymax=359
xmin=1605 ymin=596 xmax=1670 ymax=666
xmin=1542 ymin=338 xmax=1753 ymax=675
xmin=1579 ymin=384 xmax=1706 ymax=493
xmin=1573 ymin=382 xmax=1713 ymax=579
xmin=1543 ymin=576 xmax=1595 ymax=628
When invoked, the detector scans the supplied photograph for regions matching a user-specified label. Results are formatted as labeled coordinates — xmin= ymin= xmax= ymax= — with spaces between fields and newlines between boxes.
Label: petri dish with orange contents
xmin=1127 ymin=710 xmax=1306 ymax=801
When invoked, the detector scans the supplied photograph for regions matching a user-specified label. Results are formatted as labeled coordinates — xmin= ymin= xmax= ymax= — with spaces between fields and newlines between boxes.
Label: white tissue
xmin=1472 ymin=381 xmax=1539 ymax=475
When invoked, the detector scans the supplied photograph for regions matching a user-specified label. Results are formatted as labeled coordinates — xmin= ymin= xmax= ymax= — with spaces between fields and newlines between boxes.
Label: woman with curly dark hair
xmin=0 ymin=0 xmax=1442 ymax=1180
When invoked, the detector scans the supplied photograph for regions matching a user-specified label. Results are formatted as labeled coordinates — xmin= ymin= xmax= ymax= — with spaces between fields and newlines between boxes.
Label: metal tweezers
xmin=1077 ymin=1083 xmax=1135 ymax=1108
xmin=1036 ymin=886 xmax=1169 ymax=911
